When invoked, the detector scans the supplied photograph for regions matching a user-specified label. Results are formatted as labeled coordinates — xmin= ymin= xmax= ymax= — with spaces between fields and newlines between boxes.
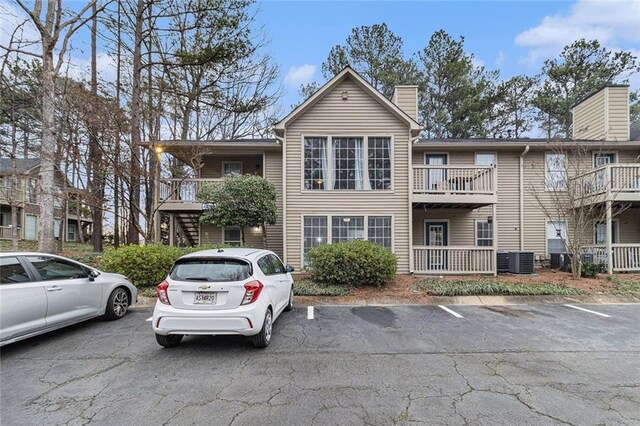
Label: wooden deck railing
xmin=0 ymin=226 xmax=21 ymax=240
xmin=573 ymin=164 xmax=640 ymax=199
xmin=413 ymin=246 xmax=495 ymax=274
xmin=581 ymin=244 xmax=640 ymax=272
xmin=412 ymin=165 xmax=496 ymax=195
xmin=159 ymin=178 xmax=223 ymax=203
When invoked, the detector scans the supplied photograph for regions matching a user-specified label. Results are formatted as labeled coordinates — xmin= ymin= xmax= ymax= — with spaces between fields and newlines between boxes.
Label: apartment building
xmin=0 ymin=159 xmax=92 ymax=243
xmin=155 ymin=68 xmax=640 ymax=274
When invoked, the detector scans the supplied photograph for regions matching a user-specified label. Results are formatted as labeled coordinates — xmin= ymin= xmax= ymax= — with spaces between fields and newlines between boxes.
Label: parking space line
xmin=438 ymin=305 xmax=463 ymax=318
xmin=307 ymin=306 xmax=314 ymax=320
xmin=145 ymin=317 xmax=153 ymax=322
xmin=564 ymin=304 xmax=611 ymax=318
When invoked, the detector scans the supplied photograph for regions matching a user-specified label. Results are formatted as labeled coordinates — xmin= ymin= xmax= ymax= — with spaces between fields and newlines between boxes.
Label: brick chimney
xmin=392 ymin=86 xmax=418 ymax=121
xmin=572 ymin=84 xmax=630 ymax=141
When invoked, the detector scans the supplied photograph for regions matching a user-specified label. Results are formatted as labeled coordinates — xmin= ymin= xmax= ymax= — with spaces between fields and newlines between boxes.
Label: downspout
xmin=519 ymin=145 xmax=530 ymax=251
xmin=275 ymin=134 xmax=286 ymax=263
xmin=409 ymin=135 xmax=420 ymax=273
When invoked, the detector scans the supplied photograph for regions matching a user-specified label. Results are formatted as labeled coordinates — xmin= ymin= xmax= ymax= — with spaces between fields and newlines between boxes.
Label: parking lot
xmin=1 ymin=302 xmax=639 ymax=425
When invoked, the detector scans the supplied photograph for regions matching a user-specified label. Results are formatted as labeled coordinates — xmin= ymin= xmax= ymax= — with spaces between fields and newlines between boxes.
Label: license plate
xmin=194 ymin=292 xmax=216 ymax=304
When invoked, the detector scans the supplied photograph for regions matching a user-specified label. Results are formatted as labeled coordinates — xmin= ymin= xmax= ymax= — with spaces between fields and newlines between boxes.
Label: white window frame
xmin=223 ymin=225 xmax=242 ymax=246
xmin=592 ymin=151 xmax=617 ymax=167
xmin=27 ymin=178 xmax=38 ymax=204
xmin=544 ymin=151 xmax=567 ymax=191
xmin=594 ymin=219 xmax=619 ymax=245
xmin=222 ymin=161 xmax=243 ymax=176
xmin=474 ymin=219 xmax=494 ymax=247
xmin=25 ymin=214 xmax=37 ymax=240
xmin=546 ymin=220 xmax=568 ymax=256
xmin=474 ymin=152 xmax=497 ymax=167
xmin=67 ymin=222 xmax=77 ymax=242
xmin=300 ymin=214 xmax=395 ymax=269
xmin=301 ymin=135 xmax=394 ymax=192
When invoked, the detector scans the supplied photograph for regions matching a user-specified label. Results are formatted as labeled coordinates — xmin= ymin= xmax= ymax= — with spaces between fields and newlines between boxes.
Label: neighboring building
xmin=0 ymin=159 xmax=92 ymax=243
xmin=155 ymin=68 xmax=640 ymax=274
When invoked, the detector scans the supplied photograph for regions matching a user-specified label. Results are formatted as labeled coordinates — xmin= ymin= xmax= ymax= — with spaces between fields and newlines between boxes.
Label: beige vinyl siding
xmin=392 ymin=86 xmax=418 ymax=121
xmin=284 ymin=77 xmax=411 ymax=272
xmin=200 ymin=224 xmax=265 ymax=248
xmin=607 ymin=86 xmax=630 ymax=141
xmin=616 ymin=209 xmax=640 ymax=244
xmin=573 ymin=90 xmax=605 ymax=140
xmin=200 ymin=155 xmax=262 ymax=178
xmin=264 ymin=151 xmax=284 ymax=258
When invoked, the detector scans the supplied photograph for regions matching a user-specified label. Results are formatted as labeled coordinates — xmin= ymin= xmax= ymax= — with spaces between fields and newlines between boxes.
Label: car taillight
xmin=241 ymin=280 xmax=263 ymax=305
xmin=157 ymin=280 xmax=171 ymax=305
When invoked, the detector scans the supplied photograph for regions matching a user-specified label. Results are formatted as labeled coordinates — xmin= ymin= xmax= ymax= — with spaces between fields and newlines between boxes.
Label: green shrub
xmin=68 ymin=252 xmax=102 ymax=267
xmin=97 ymin=244 xmax=183 ymax=287
xmin=413 ymin=279 xmax=585 ymax=296
xmin=580 ymin=262 xmax=607 ymax=278
xmin=294 ymin=279 xmax=351 ymax=296
xmin=308 ymin=240 xmax=397 ymax=287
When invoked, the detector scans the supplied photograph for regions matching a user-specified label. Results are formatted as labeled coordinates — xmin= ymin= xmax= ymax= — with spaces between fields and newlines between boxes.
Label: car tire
xmin=104 ymin=287 xmax=129 ymax=320
xmin=284 ymin=288 xmax=294 ymax=312
xmin=252 ymin=308 xmax=272 ymax=348
xmin=156 ymin=333 xmax=183 ymax=348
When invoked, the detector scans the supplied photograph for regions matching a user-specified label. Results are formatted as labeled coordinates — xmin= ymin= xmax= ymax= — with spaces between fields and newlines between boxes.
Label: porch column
xmin=606 ymin=200 xmax=613 ymax=274
xmin=492 ymin=203 xmax=498 ymax=276
xmin=169 ymin=213 xmax=175 ymax=246
xmin=154 ymin=160 xmax=162 ymax=243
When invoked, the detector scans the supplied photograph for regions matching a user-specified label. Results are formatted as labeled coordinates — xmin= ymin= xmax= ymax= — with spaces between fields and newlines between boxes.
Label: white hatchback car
xmin=152 ymin=248 xmax=294 ymax=348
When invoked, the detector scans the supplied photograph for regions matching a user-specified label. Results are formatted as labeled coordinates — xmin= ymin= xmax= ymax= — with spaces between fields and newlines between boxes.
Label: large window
xmin=222 ymin=161 xmax=242 ymax=176
xmin=303 ymin=215 xmax=393 ymax=268
xmin=223 ymin=226 xmax=242 ymax=246
xmin=303 ymin=216 xmax=328 ymax=267
xmin=332 ymin=216 xmax=365 ymax=242
xmin=25 ymin=214 xmax=37 ymax=240
xmin=475 ymin=152 xmax=496 ymax=166
xmin=368 ymin=137 xmax=392 ymax=190
xmin=27 ymin=178 xmax=37 ymax=204
xmin=333 ymin=137 xmax=364 ymax=190
xmin=67 ymin=223 xmax=77 ymax=242
xmin=303 ymin=136 xmax=392 ymax=191
xmin=304 ymin=137 xmax=327 ymax=190
xmin=547 ymin=221 xmax=567 ymax=255
xmin=475 ymin=220 xmax=493 ymax=247
xmin=545 ymin=152 xmax=567 ymax=190
xmin=368 ymin=216 xmax=392 ymax=249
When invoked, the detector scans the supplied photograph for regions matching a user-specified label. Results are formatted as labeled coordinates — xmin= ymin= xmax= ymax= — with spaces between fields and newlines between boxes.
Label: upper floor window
xmin=545 ymin=152 xmax=567 ymax=190
xmin=27 ymin=178 xmax=37 ymax=203
xmin=303 ymin=136 xmax=392 ymax=191
xmin=475 ymin=152 xmax=496 ymax=166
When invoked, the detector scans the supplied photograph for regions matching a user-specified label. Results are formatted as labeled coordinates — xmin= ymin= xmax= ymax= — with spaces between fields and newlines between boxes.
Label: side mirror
xmin=285 ymin=265 xmax=295 ymax=273
xmin=88 ymin=270 xmax=100 ymax=281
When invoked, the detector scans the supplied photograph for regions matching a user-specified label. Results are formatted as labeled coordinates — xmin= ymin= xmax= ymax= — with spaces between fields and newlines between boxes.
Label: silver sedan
xmin=0 ymin=252 xmax=137 ymax=346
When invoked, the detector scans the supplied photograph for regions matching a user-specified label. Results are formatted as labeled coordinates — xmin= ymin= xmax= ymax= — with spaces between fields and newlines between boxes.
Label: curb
xmin=132 ymin=294 xmax=640 ymax=309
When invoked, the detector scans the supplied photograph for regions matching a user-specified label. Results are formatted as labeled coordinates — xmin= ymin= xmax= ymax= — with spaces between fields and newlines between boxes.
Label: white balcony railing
xmin=573 ymin=164 xmax=640 ymax=199
xmin=413 ymin=246 xmax=495 ymax=274
xmin=581 ymin=244 xmax=640 ymax=272
xmin=159 ymin=178 xmax=222 ymax=203
xmin=412 ymin=165 xmax=496 ymax=195
xmin=0 ymin=226 xmax=21 ymax=240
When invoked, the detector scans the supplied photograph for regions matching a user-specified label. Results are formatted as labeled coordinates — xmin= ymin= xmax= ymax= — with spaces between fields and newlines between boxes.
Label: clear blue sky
xmin=257 ymin=0 xmax=639 ymax=109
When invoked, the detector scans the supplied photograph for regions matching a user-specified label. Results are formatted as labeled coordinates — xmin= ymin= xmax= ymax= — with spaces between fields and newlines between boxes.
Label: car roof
xmin=0 ymin=252 xmax=65 ymax=258
xmin=179 ymin=248 xmax=273 ymax=261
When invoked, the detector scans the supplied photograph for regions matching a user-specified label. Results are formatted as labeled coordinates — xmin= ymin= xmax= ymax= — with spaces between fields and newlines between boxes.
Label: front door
xmin=425 ymin=154 xmax=448 ymax=191
xmin=425 ymin=221 xmax=448 ymax=270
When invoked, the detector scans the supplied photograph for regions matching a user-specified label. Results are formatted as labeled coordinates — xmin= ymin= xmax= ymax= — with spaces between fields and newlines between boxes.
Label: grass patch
xmin=414 ymin=279 xmax=586 ymax=296
xmin=608 ymin=279 xmax=640 ymax=297
xmin=294 ymin=279 xmax=351 ymax=296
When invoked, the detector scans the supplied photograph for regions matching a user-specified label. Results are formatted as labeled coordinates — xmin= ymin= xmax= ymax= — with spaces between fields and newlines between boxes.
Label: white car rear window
xmin=170 ymin=258 xmax=252 ymax=282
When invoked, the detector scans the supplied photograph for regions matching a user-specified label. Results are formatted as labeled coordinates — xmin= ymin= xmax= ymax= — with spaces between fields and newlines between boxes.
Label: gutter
xmin=519 ymin=145 xmax=530 ymax=251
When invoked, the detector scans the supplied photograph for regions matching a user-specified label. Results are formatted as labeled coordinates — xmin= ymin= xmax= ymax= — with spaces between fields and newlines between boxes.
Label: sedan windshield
xmin=170 ymin=258 xmax=252 ymax=282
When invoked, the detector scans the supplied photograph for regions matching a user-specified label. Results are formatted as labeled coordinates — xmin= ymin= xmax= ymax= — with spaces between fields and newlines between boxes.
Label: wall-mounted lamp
xmin=487 ymin=215 xmax=493 ymax=224
xmin=342 ymin=91 xmax=349 ymax=100
xmin=342 ymin=217 xmax=351 ymax=223
xmin=154 ymin=145 xmax=165 ymax=154
xmin=556 ymin=229 xmax=562 ymax=237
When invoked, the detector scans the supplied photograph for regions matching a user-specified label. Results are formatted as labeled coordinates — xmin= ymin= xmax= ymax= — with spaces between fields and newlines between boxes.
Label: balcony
xmin=412 ymin=246 xmax=495 ymax=274
xmin=0 ymin=226 xmax=21 ymax=240
xmin=412 ymin=165 xmax=497 ymax=207
xmin=572 ymin=164 xmax=640 ymax=206
xmin=0 ymin=187 xmax=24 ymax=204
xmin=158 ymin=178 xmax=222 ymax=211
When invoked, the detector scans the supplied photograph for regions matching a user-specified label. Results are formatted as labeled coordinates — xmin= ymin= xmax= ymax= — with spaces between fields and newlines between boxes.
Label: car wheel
xmin=156 ymin=333 xmax=183 ymax=348
xmin=104 ymin=287 xmax=129 ymax=320
xmin=252 ymin=308 xmax=272 ymax=348
xmin=284 ymin=288 xmax=294 ymax=312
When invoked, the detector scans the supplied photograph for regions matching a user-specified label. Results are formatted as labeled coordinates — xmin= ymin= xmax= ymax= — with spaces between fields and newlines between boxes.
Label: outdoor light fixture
xmin=556 ymin=229 xmax=562 ymax=237
xmin=342 ymin=91 xmax=348 ymax=100
xmin=487 ymin=215 xmax=493 ymax=224
xmin=317 ymin=237 xmax=323 ymax=243
xmin=154 ymin=145 xmax=165 ymax=154
xmin=343 ymin=217 xmax=351 ymax=223
xmin=316 ymin=179 xmax=323 ymax=184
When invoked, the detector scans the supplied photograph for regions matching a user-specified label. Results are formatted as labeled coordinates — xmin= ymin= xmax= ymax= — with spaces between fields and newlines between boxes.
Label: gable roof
xmin=274 ymin=67 xmax=421 ymax=136
xmin=0 ymin=158 xmax=41 ymax=174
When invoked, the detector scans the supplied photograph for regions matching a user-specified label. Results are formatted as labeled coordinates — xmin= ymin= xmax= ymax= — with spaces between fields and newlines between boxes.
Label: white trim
xmin=544 ymin=151 xmax=567 ymax=191
xmin=24 ymin=214 xmax=38 ymax=240
xmin=545 ymin=220 xmax=568 ymax=256
xmin=592 ymin=151 xmax=618 ymax=167
xmin=594 ymin=218 xmax=620 ymax=244
xmin=423 ymin=219 xmax=450 ymax=246
xmin=474 ymin=151 xmax=498 ymax=166
xmin=424 ymin=152 xmax=449 ymax=165
xmin=474 ymin=219 xmax=494 ymax=247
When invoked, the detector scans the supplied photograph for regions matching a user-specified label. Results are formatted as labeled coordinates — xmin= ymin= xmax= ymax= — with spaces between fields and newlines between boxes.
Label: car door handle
xmin=46 ymin=286 xmax=62 ymax=292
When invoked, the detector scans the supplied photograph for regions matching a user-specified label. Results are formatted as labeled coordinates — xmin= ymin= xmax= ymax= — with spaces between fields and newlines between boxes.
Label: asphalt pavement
xmin=1 ymin=302 xmax=639 ymax=425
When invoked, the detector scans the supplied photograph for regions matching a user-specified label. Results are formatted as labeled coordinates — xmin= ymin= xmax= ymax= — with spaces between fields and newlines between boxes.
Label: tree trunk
xmin=38 ymin=43 xmax=57 ymax=253
xmin=89 ymin=2 xmax=103 ymax=252
xmin=128 ymin=0 xmax=145 ymax=245
xmin=113 ymin=0 xmax=122 ymax=249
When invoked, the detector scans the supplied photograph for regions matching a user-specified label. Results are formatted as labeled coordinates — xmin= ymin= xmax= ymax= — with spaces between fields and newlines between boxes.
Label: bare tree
xmin=528 ymin=143 xmax=630 ymax=277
